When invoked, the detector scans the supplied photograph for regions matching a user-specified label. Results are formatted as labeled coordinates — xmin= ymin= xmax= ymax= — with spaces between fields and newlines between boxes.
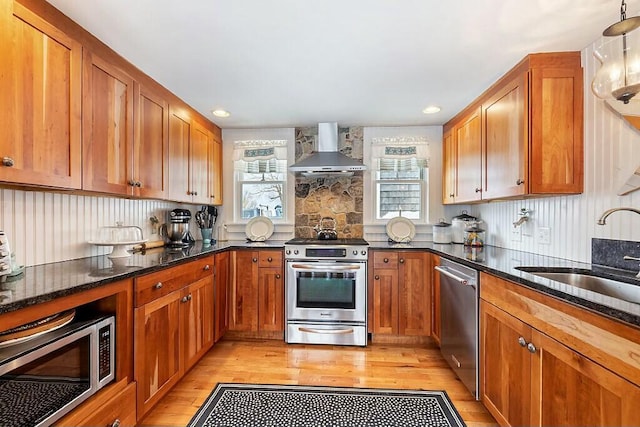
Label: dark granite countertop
xmin=2 ymin=238 xmax=640 ymax=329
xmin=0 ymin=240 xmax=287 ymax=315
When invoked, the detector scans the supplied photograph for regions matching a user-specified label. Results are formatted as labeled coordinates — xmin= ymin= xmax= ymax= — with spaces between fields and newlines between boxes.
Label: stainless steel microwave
xmin=0 ymin=316 xmax=115 ymax=427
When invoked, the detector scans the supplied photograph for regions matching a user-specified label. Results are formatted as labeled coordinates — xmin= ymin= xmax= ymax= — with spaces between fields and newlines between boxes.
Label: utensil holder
xmin=201 ymin=228 xmax=213 ymax=245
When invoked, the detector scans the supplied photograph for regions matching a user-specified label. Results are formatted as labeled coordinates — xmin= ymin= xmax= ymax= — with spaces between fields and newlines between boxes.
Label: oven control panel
xmin=0 ymin=231 xmax=11 ymax=276
xmin=285 ymin=245 xmax=368 ymax=261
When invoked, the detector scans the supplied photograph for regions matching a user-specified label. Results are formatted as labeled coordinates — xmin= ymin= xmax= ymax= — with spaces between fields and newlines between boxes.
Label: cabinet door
xmin=82 ymin=52 xmax=134 ymax=195
xmin=214 ymin=251 xmax=230 ymax=342
xmin=181 ymin=276 xmax=214 ymax=373
xmin=431 ymin=254 xmax=441 ymax=346
xmin=229 ymin=251 xmax=259 ymax=331
xmin=455 ymin=107 xmax=483 ymax=202
xmin=529 ymin=66 xmax=584 ymax=194
xmin=483 ymin=73 xmax=528 ymax=200
xmin=0 ymin=2 xmax=82 ymax=189
xmin=258 ymin=267 xmax=284 ymax=332
xmin=190 ymin=120 xmax=212 ymax=204
xmin=168 ymin=106 xmax=191 ymax=202
xmin=135 ymin=83 xmax=168 ymax=199
xmin=371 ymin=268 xmax=398 ymax=334
xmin=134 ymin=291 xmax=181 ymax=418
xmin=531 ymin=330 xmax=640 ymax=427
xmin=442 ymin=130 xmax=456 ymax=204
xmin=398 ymin=252 xmax=430 ymax=336
xmin=480 ymin=300 xmax=532 ymax=427
xmin=209 ymin=129 xmax=223 ymax=205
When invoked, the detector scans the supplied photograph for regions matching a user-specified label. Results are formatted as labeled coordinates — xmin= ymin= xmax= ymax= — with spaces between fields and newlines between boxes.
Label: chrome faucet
xmin=623 ymin=256 xmax=640 ymax=278
xmin=596 ymin=207 xmax=640 ymax=225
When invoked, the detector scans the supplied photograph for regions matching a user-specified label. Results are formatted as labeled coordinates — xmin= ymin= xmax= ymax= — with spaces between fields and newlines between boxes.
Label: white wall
xmin=453 ymin=42 xmax=640 ymax=263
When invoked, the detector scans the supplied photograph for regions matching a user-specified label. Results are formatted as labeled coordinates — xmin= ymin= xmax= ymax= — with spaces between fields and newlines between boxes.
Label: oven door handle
xmin=290 ymin=263 xmax=362 ymax=271
xmin=298 ymin=326 xmax=354 ymax=335
xmin=434 ymin=265 xmax=470 ymax=286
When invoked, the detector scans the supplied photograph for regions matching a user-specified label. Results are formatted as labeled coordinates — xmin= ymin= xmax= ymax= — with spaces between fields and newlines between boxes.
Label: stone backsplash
xmin=294 ymin=126 xmax=364 ymax=238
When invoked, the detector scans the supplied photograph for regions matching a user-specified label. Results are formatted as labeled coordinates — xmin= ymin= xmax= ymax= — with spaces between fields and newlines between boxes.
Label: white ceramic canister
xmin=451 ymin=211 xmax=477 ymax=244
xmin=432 ymin=219 xmax=452 ymax=244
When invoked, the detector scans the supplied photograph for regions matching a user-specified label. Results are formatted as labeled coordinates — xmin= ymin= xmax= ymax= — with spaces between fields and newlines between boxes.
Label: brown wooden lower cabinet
xmin=57 ymin=380 xmax=137 ymax=427
xmin=134 ymin=256 xmax=214 ymax=418
xmin=481 ymin=272 xmax=640 ymax=427
xmin=214 ymin=250 xmax=230 ymax=342
xmin=368 ymin=250 xmax=431 ymax=338
xmin=229 ymin=249 xmax=284 ymax=335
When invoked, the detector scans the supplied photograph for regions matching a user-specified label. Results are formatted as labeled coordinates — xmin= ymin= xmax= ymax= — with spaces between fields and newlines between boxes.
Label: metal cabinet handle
xmin=111 ymin=419 xmax=121 ymax=427
xmin=399 ymin=258 xmax=405 ymax=264
xmin=516 ymin=178 xmax=525 ymax=185
xmin=136 ymin=181 xmax=142 ymax=187
xmin=194 ymin=191 xmax=198 ymax=196
xmin=203 ymin=264 xmax=210 ymax=271
xmin=154 ymin=282 xmax=163 ymax=289
xmin=527 ymin=342 xmax=537 ymax=354
xmin=181 ymin=294 xmax=192 ymax=303
xmin=252 ymin=257 xmax=258 ymax=262
xmin=128 ymin=179 xmax=136 ymax=187
xmin=475 ymin=187 xmax=482 ymax=193
xmin=210 ymin=194 xmax=215 ymax=198
xmin=275 ymin=274 xmax=281 ymax=279
xmin=383 ymin=258 xmax=389 ymax=263
xmin=374 ymin=275 xmax=380 ymax=280
xmin=449 ymin=193 xmax=455 ymax=198
xmin=267 ymin=257 xmax=273 ymax=262
xmin=518 ymin=337 xmax=527 ymax=347
xmin=1 ymin=157 xmax=14 ymax=167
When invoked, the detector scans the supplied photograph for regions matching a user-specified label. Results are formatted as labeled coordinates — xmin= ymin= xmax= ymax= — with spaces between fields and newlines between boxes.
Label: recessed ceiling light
xmin=212 ymin=109 xmax=231 ymax=118
xmin=422 ymin=106 xmax=441 ymax=114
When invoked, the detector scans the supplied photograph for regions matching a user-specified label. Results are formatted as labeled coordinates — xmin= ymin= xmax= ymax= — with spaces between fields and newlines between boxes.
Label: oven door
xmin=286 ymin=261 xmax=367 ymax=323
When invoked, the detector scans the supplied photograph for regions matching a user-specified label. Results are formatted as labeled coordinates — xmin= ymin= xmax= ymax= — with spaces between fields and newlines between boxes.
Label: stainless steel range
xmin=285 ymin=238 xmax=368 ymax=346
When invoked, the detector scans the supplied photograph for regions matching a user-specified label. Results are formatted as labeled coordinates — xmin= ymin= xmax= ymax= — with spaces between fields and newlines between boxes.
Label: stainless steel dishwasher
xmin=435 ymin=257 xmax=479 ymax=400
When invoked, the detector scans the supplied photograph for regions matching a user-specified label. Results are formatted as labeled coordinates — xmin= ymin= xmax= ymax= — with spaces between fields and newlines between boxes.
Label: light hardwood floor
xmin=139 ymin=339 xmax=497 ymax=427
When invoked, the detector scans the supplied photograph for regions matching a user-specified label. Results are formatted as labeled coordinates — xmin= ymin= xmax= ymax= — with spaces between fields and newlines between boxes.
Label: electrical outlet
xmin=511 ymin=226 xmax=522 ymax=242
xmin=537 ymin=227 xmax=551 ymax=245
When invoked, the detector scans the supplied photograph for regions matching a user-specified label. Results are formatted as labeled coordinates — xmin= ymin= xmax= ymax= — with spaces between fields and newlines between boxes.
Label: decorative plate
xmin=386 ymin=217 xmax=416 ymax=243
xmin=245 ymin=217 xmax=274 ymax=242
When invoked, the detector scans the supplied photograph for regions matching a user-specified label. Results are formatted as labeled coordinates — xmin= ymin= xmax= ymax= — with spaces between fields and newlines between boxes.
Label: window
xmin=233 ymin=139 xmax=288 ymax=221
xmin=371 ymin=138 xmax=429 ymax=221
xmin=237 ymin=159 xmax=286 ymax=219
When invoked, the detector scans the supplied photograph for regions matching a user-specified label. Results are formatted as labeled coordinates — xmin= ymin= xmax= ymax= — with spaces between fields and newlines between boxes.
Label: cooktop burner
xmin=285 ymin=238 xmax=369 ymax=246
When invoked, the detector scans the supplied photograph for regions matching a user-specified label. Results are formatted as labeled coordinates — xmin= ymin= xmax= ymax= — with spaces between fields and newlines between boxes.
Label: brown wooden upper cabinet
xmin=443 ymin=52 xmax=583 ymax=204
xmin=0 ymin=2 xmax=82 ymax=189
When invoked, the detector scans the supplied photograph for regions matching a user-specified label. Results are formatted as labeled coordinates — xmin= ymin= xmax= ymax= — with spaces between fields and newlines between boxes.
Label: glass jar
xmin=432 ymin=219 xmax=452 ymax=244
xmin=463 ymin=222 xmax=485 ymax=247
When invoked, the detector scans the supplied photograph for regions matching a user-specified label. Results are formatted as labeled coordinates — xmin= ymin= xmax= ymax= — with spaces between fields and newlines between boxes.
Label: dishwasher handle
xmin=434 ymin=265 xmax=473 ymax=286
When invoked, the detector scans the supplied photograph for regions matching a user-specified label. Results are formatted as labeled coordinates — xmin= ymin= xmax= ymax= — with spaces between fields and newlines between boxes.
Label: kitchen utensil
xmin=451 ymin=211 xmax=478 ymax=244
xmin=386 ymin=217 xmax=416 ymax=243
xmin=314 ymin=217 xmax=338 ymax=240
xmin=432 ymin=219 xmax=452 ymax=244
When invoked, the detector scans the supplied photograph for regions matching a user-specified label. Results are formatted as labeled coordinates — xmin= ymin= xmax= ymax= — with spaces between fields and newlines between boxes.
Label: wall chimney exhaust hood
xmin=289 ymin=122 xmax=366 ymax=176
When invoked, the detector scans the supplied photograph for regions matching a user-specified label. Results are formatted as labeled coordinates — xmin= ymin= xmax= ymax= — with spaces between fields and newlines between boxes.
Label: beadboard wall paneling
xmin=0 ymin=188 xmax=189 ymax=266
xmin=449 ymin=44 xmax=640 ymax=264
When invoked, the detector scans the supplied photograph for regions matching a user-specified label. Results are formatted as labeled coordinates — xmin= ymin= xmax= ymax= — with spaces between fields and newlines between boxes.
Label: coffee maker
xmin=160 ymin=209 xmax=194 ymax=247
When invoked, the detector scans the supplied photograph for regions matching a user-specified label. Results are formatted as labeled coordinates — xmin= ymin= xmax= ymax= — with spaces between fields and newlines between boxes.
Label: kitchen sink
xmin=516 ymin=267 xmax=640 ymax=305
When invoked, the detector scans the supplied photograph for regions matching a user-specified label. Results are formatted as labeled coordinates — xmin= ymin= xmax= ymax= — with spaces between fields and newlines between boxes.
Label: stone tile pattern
xmin=592 ymin=238 xmax=640 ymax=271
xmin=294 ymin=126 xmax=364 ymax=238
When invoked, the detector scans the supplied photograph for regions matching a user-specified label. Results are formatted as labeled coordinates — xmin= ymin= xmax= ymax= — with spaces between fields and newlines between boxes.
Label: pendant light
xmin=592 ymin=0 xmax=640 ymax=104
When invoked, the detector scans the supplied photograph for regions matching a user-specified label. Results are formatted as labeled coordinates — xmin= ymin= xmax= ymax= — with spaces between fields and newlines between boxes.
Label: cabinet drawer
xmin=134 ymin=256 xmax=213 ymax=306
xmin=259 ymin=250 xmax=282 ymax=267
xmin=79 ymin=381 xmax=136 ymax=427
xmin=373 ymin=252 xmax=398 ymax=269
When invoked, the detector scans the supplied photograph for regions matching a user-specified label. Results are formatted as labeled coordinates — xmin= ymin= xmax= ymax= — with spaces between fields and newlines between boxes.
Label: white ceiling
xmin=45 ymin=0 xmax=638 ymax=128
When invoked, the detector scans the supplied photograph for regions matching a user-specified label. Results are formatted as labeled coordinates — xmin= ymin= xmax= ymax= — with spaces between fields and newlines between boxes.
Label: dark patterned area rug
xmin=187 ymin=383 xmax=466 ymax=427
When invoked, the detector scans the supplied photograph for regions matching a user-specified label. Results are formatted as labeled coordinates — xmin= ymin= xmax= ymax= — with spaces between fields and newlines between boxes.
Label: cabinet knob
xmin=1 ymin=157 xmax=14 ymax=167
xmin=203 ymin=264 xmax=210 ymax=271
xmin=210 ymin=194 xmax=215 ymax=198
xmin=111 ymin=419 xmax=121 ymax=427
xmin=276 ymin=274 xmax=281 ymax=279
xmin=194 ymin=191 xmax=198 ymax=196
xmin=516 ymin=178 xmax=525 ymax=186
xmin=449 ymin=193 xmax=455 ymax=198
xmin=399 ymin=258 xmax=405 ymax=264
xmin=181 ymin=294 xmax=192 ymax=303
xmin=475 ymin=188 xmax=482 ymax=193
xmin=383 ymin=258 xmax=389 ymax=263
xmin=252 ymin=257 xmax=258 ymax=263
xmin=374 ymin=275 xmax=380 ymax=280
xmin=154 ymin=282 xmax=163 ymax=290
xmin=267 ymin=257 xmax=273 ymax=262
xmin=518 ymin=336 xmax=527 ymax=347
xmin=527 ymin=342 xmax=537 ymax=354
xmin=128 ymin=179 xmax=136 ymax=187
xmin=136 ymin=181 xmax=142 ymax=187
